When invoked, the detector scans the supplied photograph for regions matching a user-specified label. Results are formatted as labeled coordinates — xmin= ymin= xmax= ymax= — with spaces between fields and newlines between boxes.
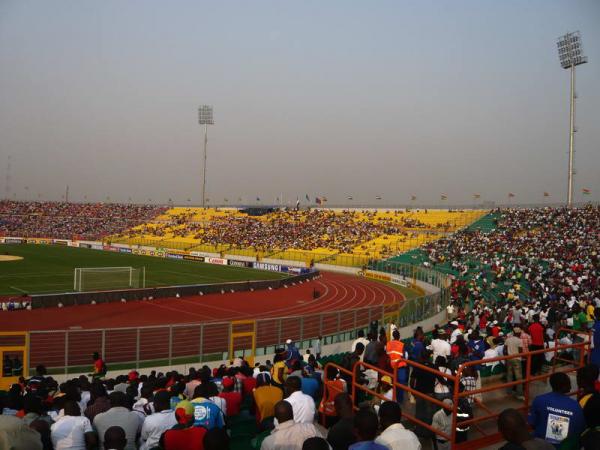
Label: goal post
xmin=73 ymin=267 xmax=146 ymax=292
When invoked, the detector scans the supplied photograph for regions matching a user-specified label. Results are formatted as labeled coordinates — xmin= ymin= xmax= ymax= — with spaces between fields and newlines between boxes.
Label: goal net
xmin=73 ymin=267 xmax=146 ymax=292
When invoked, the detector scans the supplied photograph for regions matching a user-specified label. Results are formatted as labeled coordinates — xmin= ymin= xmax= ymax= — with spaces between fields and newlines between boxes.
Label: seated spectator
xmin=528 ymin=372 xmax=585 ymax=447
xmin=50 ymin=400 xmax=97 ymax=450
xmin=327 ymin=393 xmax=356 ymax=450
xmin=375 ymin=401 xmax=421 ymax=450
xmin=190 ymin=384 xmax=225 ymax=430
xmin=22 ymin=394 xmax=54 ymax=426
xmin=283 ymin=376 xmax=316 ymax=425
xmin=303 ymin=437 xmax=331 ymax=450
xmin=162 ymin=400 xmax=207 ymax=450
xmin=349 ymin=408 xmax=387 ymax=450
xmin=498 ymin=408 xmax=553 ymax=450
xmin=260 ymin=400 xmax=323 ymax=450
xmin=84 ymin=382 xmax=111 ymax=423
xmin=219 ymin=377 xmax=242 ymax=417
xmin=93 ymin=391 xmax=141 ymax=450
xmin=0 ymin=413 xmax=43 ymax=450
xmin=253 ymin=373 xmax=283 ymax=425
xmin=103 ymin=426 xmax=127 ymax=450
xmin=203 ymin=427 xmax=230 ymax=450
xmin=139 ymin=391 xmax=177 ymax=450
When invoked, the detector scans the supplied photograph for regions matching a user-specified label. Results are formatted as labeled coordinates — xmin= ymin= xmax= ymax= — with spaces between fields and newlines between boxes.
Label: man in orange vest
xmin=385 ymin=329 xmax=408 ymax=401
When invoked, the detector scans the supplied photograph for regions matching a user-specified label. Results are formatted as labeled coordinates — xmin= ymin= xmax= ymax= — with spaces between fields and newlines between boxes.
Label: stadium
xmin=1 ymin=3 xmax=599 ymax=450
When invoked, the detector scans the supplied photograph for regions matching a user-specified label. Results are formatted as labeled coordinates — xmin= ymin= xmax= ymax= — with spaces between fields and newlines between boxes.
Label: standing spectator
xmin=375 ymin=401 xmax=421 ymax=450
xmin=504 ymin=328 xmax=524 ymax=400
xmin=432 ymin=399 xmax=453 ymax=450
xmin=50 ymin=401 xmax=97 ymax=450
xmin=363 ymin=333 xmax=379 ymax=366
xmin=313 ymin=336 xmax=322 ymax=360
xmin=386 ymin=330 xmax=408 ymax=402
xmin=352 ymin=330 xmax=370 ymax=360
xmin=528 ymin=315 xmax=545 ymax=376
xmin=93 ymin=392 xmax=141 ymax=450
xmin=140 ymin=391 xmax=177 ymax=450
xmin=430 ymin=329 xmax=451 ymax=363
xmin=326 ymin=393 xmax=356 ymax=450
xmin=528 ymin=372 xmax=585 ymax=447
xmin=91 ymin=352 xmax=107 ymax=381
xmin=410 ymin=349 xmax=436 ymax=437
xmin=319 ymin=367 xmax=347 ymax=426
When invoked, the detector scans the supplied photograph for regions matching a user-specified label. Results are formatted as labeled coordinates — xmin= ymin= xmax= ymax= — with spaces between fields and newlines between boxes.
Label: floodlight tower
xmin=556 ymin=32 xmax=588 ymax=206
xmin=198 ymin=105 xmax=214 ymax=208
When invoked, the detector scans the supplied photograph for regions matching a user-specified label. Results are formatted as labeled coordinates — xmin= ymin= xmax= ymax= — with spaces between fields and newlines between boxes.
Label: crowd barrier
xmin=22 ymin=263 xmax=451 ymax=376
xmin=322 ymin=327 xmax=591 ymax=450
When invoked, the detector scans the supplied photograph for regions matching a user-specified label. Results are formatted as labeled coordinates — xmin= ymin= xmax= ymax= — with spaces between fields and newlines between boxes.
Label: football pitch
xmin=0 ymin=244 xmax=287 ymax=295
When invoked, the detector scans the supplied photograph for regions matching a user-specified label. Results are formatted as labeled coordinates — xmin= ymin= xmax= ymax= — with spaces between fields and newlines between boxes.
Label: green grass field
xmin=0 ymin=244 xmax=287 ymax=295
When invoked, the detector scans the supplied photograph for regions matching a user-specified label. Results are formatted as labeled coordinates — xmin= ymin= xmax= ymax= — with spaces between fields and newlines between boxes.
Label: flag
xmin=508 ymin=193 xmax=515 ymax=198
xmin=411 ymin=195 xmax=417 ymax=201
xmin=582 ymin=188 xmax=591 ymax=195
xmin=375 ymin=196 xmax=382 ymax=200
xmin=305 ymin=194 xmax=310 ymax=201
xmin=543 ymin=192 xmax=550 ymax=197
xmin=473 ymin=194 xmax=481 ymax=199
xmin=295 ymin=198 xmax=300 ymax=208
xmin=441 ymin=194 xmax=447 ymax=200
xmin=315 ymin=197 xmax=322 ymax=205
xmin=347 ymin=196 xmax=353 ymax=200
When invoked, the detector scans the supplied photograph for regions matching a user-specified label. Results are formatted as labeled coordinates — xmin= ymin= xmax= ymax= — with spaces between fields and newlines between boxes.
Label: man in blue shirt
xmin=190 ymin=384 xmax=225 ymax=430
xmin=528 ymin=372 xmax=585 ymax=447
xmin=348 ymin=409 xmax=387 ymax=450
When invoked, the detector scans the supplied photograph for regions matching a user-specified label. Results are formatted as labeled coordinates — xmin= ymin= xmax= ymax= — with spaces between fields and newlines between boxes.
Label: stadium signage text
xmin=228 ymin=259 xmax=252 ymax=268
xmin=207 ymin=257 xmax=228 ymax=265
xmin=364 ymin=270 xmax=392 ymax=282
xmin=254 ymin=262 xmax=281 ymax=272
xmin=166 ymin=253 xmax=184 ymax=260
xmin=183 ymin=255 xmax=204 ymax=262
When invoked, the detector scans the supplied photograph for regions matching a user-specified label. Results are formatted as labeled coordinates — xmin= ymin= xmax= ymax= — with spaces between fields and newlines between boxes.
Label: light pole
xmin=198 ymin=105 xmax=214 ymax=208
xmin=556 ymin=32 xmax=588 ymax=206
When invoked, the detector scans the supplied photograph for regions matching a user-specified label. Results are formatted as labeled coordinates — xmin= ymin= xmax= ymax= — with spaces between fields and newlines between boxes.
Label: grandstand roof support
xmin=556 ymin=32 xmax=587 ymax=206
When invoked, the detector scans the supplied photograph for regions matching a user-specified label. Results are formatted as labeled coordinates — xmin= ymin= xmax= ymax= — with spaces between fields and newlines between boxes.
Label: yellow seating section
xmin=108 ymin=208 xmax=488 ymax=266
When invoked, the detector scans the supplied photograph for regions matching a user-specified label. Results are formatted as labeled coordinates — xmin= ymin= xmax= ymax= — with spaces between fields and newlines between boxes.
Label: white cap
xmin=286 ymin=339 xmax=292 ymax=344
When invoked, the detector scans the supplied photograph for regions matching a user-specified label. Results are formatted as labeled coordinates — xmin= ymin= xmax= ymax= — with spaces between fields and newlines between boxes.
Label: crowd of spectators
xmin=126 ymin=208 xmax=444 ymax=254
xmin=0 ymin=201 xmax=167 ymax=240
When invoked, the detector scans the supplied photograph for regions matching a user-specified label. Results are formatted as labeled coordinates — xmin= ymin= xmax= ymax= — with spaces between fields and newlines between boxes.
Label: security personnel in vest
xmin=385 ymin=329 xmax=408 ymax=401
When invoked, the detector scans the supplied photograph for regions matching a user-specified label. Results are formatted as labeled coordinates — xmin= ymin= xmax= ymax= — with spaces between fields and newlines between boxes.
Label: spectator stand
xmin=322 ymin=327 xmax=591 ymax=450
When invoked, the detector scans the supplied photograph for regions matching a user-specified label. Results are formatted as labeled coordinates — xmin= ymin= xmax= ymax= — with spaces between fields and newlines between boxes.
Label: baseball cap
xmin=381 ymin=375 xmax=392 ymax=385
xmin=286 ymin=339 xmax=292 ymax=344
xmin=222 ymin=376 xmax=235 ymax=389
xmin=128 ymin=370 xmax=139 ymax=382
xmin=450 ymin=321 xmax=459 ymax=326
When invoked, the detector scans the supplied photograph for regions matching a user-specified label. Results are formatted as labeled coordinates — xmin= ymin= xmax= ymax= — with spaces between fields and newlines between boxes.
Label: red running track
xmin=0 ymin=272 xmax=404 ymax=369
xmin=0 ymin=272 xmax=403 ymax=331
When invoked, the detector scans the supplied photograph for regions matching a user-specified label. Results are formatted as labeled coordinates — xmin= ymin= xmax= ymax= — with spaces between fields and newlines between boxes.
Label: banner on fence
xmin=53 ymin=239 xmax=69 ymax=246
xmin=119 ymin=248 xmax=133 ymax=254
xmin=183 ymin=255 xmax=204 ymax=262
xmin=228 ymin=259 xmax=252 ymax=268
xmin=166 ymin=253 xmax=184 ymax=260
xmin=2 ymin=238 xmax=23 ymax=244
xmin=364 ymin=270 xmax=392 ymax=282
xmin=207 ymin=257 xmax=228 ymax=265
xmin=254 ymin=262 xmax=281 ymax=272
xmin=390 ymin=274 xmax=410 ymax=287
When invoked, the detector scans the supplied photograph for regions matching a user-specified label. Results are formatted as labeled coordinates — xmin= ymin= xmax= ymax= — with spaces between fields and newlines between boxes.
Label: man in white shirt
xmin=449 ymin=321 xmax=462 ymax=344
xmin=282 ymin=376 xmax=315 ymax=424
xmin=351 ymin=330 xmax=370 ymax=360
xmin=261 ymin=401 xmax=323 ymax=450
xmin=51 ymin=401 xmax=97 ymax=450
xmin=375 ymin=401 xmax=421 ymax=450
xmin=430 ymin=329 xmax=451 ymax=362
xmin=139 ymin=391 xmax=177 ymax=450
xmin=93 ymin=392 xmax=142 ymax=450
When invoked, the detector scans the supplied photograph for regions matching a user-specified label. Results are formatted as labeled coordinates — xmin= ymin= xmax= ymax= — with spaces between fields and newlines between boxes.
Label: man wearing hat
xmin=430 ymin=328 xmax=451 ymax=363
xmin=449 ymin=321 xmax=462 ymax=344
xmin=162 ymin=400 xmax=206 ymax=450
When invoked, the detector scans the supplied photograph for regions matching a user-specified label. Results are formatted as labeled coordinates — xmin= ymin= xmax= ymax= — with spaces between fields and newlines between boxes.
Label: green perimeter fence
xmin=27 ymin=263 xmax=450 ymax=375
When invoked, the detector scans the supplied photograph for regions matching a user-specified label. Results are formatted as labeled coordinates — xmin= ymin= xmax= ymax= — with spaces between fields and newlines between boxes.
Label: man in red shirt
xmin=528 ymin=314 xmax=545 ymax=375
xmin=91 ymin=352 xmax=106 ymax=380
xmin=219 ymin=377 xmax=242 ymax=417
xmin=162 ymin=400 xmax=206 ymax=450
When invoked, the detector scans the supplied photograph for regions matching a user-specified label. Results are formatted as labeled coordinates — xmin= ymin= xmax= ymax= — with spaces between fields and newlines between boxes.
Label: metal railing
xmin=28 ymin=264 xmax=451 ymax=375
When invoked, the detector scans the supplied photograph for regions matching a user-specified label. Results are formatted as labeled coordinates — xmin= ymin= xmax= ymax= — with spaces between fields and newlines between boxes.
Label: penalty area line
xmin=9 ymin=286 xmax=29 ymax=293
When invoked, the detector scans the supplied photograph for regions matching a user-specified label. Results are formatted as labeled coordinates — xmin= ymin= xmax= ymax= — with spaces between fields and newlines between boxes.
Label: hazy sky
xmin=0 ymin=0 xmax=598 ymax=206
